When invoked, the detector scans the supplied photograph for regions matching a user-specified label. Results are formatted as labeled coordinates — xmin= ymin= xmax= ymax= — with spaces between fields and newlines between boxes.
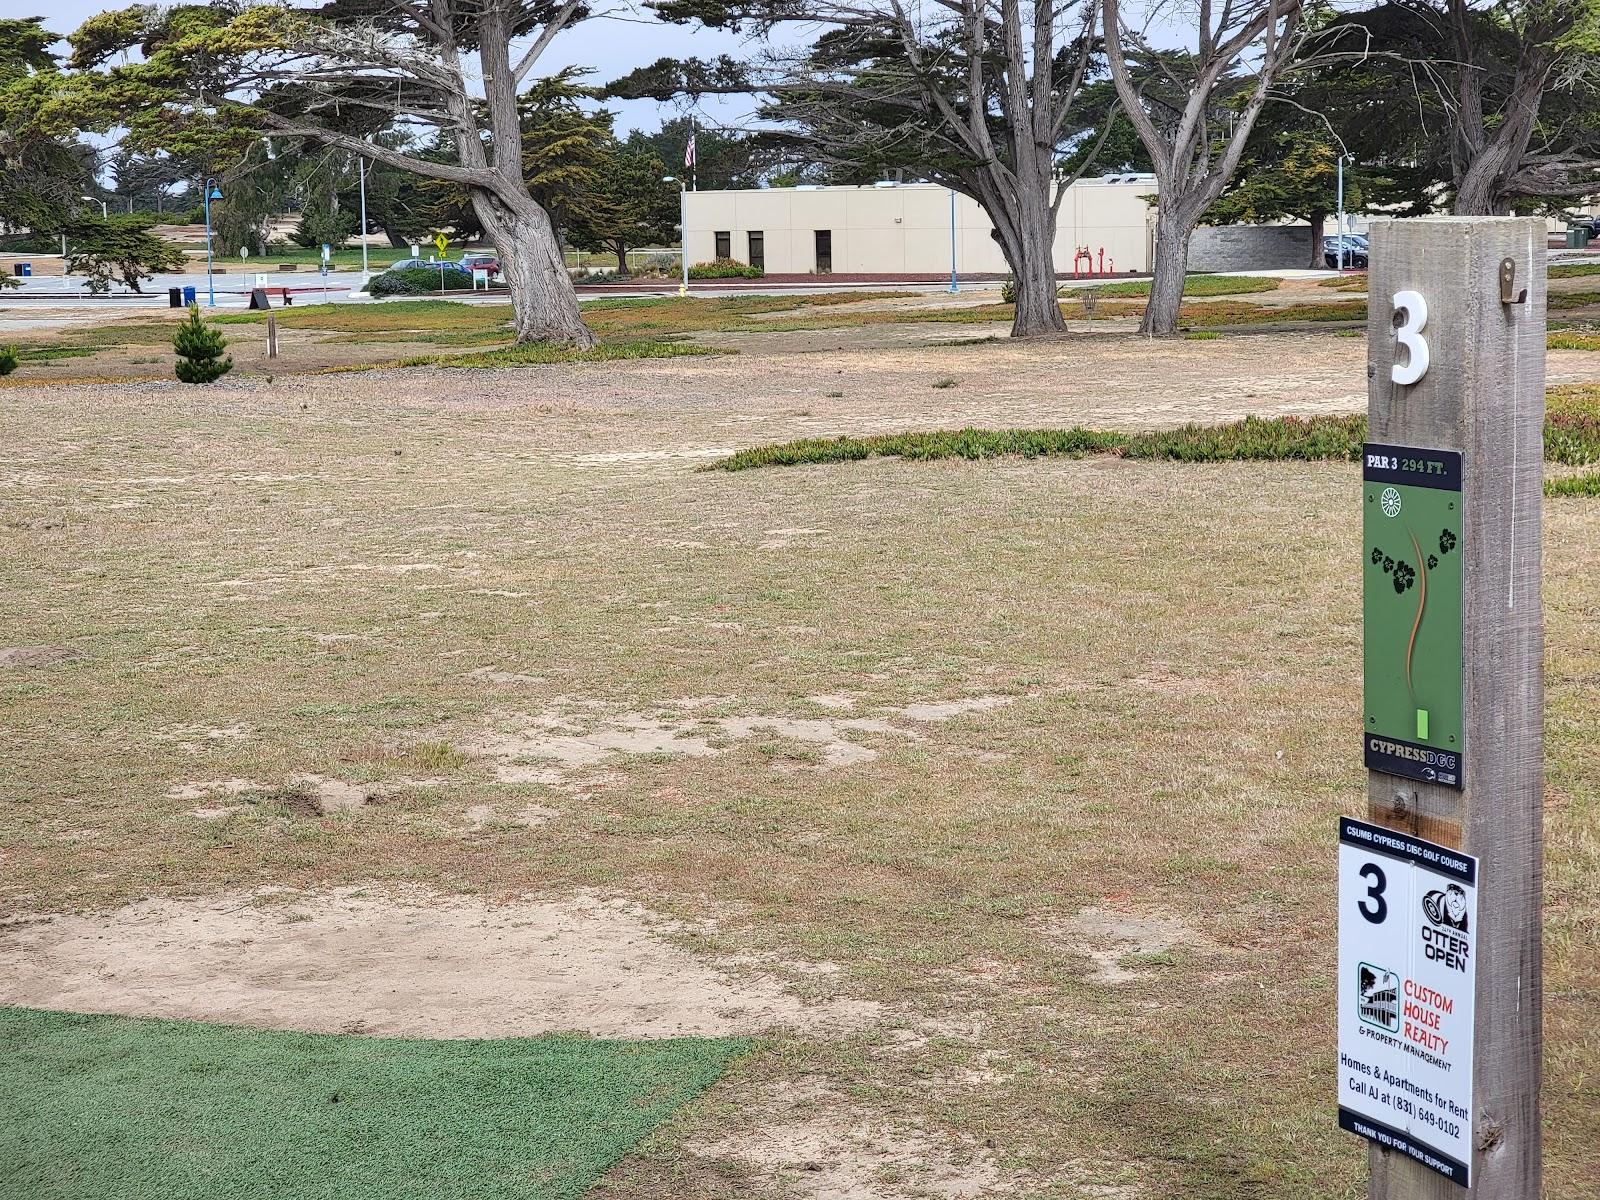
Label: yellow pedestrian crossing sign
xmin=433 ymin=232 xmax=449 ymax=255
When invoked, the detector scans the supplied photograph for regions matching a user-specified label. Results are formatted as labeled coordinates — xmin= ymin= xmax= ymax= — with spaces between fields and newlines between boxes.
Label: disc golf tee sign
xmin=1337 ymin=817 xmax=1478 ymax=1186
xmin=1362 ymin=444 xmax=1463 ymax=788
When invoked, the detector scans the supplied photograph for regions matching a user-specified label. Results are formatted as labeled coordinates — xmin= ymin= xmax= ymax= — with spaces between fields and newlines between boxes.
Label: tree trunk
xmin=471 ymin=187 xmax=596 ymax=347
xmin=1454 ymin=153 xmax=1514 ymax=216
xmin=1308 ymin=210 xmax=1326 ymax=269
xmin=999 ymin=188 xmax=1065 ymax=337
xmin=614 ymin=245 xmax=629 ymax=275
xmin=1144 ymin=207 xmax=1196 ymax=336
xmin=384 ymin=227 xmax=409 ymax=249
xmin=1009 ymin=244 xmax=1064 ymax=337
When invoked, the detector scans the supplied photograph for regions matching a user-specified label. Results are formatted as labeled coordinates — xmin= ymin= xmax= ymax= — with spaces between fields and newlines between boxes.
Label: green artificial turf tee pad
xmin=0 ymin=1007 xmax=748 ymax=1200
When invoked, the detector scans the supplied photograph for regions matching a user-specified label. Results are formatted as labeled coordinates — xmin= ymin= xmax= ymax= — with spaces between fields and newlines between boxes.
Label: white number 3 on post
xmin=1391 ymin=290 xmax=1430 ymax=386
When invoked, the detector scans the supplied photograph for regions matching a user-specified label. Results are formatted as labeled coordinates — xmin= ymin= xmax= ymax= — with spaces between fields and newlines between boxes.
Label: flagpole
xmin=691 ymin=115 xmax=697 ymax=192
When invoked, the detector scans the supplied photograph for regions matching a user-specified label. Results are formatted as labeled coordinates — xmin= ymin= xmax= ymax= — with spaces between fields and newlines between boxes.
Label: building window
xmin=748 ymin=231 xmax=764 ymax=271
xmin=814 ymin=229 xmax=832 ymax=274
xmin=714 ymin=230 xmax=731 ymax=259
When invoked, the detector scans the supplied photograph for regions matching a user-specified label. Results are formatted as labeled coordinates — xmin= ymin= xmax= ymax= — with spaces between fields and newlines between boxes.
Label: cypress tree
xmin=173 ymin=304 xmax=233 ymax=384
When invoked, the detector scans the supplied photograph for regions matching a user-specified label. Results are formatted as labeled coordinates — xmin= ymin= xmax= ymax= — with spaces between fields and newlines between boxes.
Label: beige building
xmin=683 ymin=177 xmax=1157 ymax=276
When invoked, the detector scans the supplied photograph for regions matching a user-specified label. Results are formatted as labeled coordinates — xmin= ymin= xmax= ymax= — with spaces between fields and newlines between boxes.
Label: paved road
xmin=1 ymin=273 xmax=1006 ymax=312
xmin=3 ymin=269 xmax=371 ymax=305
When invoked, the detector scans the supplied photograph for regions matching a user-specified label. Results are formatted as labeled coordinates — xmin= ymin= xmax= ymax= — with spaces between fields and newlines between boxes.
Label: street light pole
xmin=81 ymin=195 xmax=107 ymax=219
xmin=203 ymin=177 xmax=223 ymax=307
xmin=665 ymin=176 xmax=688 ymax=296
xmin=1336 ymin=154 xmax=1350 ymax=272
xmin=358 ymin=156 xmax=370 ymax=282
xmin=948 ymin=188 xmax=959 ymax=293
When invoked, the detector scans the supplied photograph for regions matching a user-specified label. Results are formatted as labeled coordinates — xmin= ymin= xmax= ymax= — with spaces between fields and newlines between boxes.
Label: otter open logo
xmin=1420 ymin=884 xmax=1471 ymax=973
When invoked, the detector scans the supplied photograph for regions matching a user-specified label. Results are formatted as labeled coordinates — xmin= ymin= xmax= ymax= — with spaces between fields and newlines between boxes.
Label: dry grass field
xmin=1 ymin=314 xmax=1596 ymax=1199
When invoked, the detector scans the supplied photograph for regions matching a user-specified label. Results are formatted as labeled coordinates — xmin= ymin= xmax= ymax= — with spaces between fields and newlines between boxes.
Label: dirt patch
xmin=466 ymin=695 xmax=1019 ymax=782
xmin=0 ymin=887 xmax=880 ymax=1038
xmin=466 ymin=703 xmax=906 ymax=779
xmin=467 ymin=666 xmax=543 ymax=684
xmin=0 ymin=645 xmax=75 ymax=669
xmin=806 ymin=694 xmax=856 ymax=710
xmin=1050 ymin=908 xmax=1198 ymax=985
xmin=689 ymin=1079 xmax=1006 ymax=1199
xmin=461 ymin=802 xmax=558 ymax=831
xmin=168 ymin=776 xmax=437 ymax=818
xmin=896 ymin=696 xmax=1014 ymax=722
xmin=289 ymin=773 xmax=369 ymax=814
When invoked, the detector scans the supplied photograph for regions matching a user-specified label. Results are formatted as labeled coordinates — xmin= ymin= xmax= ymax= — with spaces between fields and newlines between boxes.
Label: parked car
xmin=379 ymin=258 xmax=472 ymax=281
xmin=459 ymin=250 xmax=501 ymax=278
xmin=1323 ymin=234 xmax=1369 ymax=269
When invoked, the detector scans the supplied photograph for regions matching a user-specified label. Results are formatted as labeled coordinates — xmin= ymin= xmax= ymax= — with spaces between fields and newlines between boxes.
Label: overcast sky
xmin=38 ymin=1 xmax=754 ymax=137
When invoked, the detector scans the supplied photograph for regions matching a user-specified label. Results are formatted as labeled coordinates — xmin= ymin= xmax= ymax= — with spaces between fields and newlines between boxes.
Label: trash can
xmin=1567 ymin=227 xmax=1591 ymax=248
xmin=13 ymin=262 xmax=30 ymax=277
xmin=168 ymin=287 xmax=183 ymax=308
xmin=181 ymin=285 xmax=197 ymax=305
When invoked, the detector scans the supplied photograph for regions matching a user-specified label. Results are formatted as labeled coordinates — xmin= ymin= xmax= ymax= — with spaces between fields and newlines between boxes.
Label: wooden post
xmin=266 ymin=313 xmax=278 ymax=359
xmin=1364 ymin=217 xmax=1544 ymax=1197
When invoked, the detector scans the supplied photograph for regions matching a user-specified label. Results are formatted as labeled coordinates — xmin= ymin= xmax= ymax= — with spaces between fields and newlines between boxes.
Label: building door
xmin=748 ymin=231 xmax=764 ymax=271
xmin=814 ymin=229 xmax=832 ymax=273
xmin=714 ymin=231 xmax=731 ymax=259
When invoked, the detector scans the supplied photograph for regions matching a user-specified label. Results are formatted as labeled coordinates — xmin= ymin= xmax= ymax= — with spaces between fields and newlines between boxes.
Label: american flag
xmin=684 ymin=132 xmax=697 ymax=170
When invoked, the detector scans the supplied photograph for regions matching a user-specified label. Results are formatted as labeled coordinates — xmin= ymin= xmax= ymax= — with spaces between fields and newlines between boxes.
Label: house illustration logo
xmin=1357 ymin=962 xmax=1400 ymax=1032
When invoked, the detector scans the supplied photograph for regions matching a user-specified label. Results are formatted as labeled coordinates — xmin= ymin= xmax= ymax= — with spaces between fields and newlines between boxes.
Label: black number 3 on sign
xmin=1358 ymin=863 xmax=1388 ymax=924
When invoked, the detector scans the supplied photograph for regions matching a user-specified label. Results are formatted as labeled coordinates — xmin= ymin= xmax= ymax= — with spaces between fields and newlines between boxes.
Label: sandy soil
xmin=0 ymin=887 xmax=878 ymax=1038
xmin=316 ymin=329 xmax=1600 ymax=433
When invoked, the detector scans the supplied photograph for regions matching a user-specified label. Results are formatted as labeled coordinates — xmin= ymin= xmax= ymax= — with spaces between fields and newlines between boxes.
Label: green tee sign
xmin=1363 ymin=444 xmax=1464 ymax=789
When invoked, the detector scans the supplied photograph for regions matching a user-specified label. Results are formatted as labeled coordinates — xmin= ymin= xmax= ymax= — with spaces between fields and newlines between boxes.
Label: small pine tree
xmin=0 ymin=346 xmax=18 ymax=376
xmin=173 ymin=304 xmax=233 ymax=384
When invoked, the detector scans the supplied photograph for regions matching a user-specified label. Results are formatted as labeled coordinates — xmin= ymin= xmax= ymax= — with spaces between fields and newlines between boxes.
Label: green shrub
xmin=711 ymin=409 xmax=1600 ymax=473
xmin=1080 ymin=274 xmax=1281 ymax=299
xmin=1545 ymin=411 xmax=1600 ymax=465
xmin=1000 ymin=277 xmax=1016 ymax=304
xmin=687 ymin=258 xmax=763 ymax=280
xmin=397 ymin=340 xmax=726 ymax=369
xmin=1183 ymin=330 xmax=1223 ymax=340
xmin=712 ymin=428 xmax=1125 ymax=471
xmin=1548 ymin=472 xmax=1600 ymax=496
xmin=710 ymin=415 xmax=1366 ymax=471
xmin=0 ymin=345 xmax=18 ymax=376
xmin=62 ymin=214 xmax=187 ymax=294
xmin=173 ymin=304 xmax=233 ymax=384
xmin=369 ymin=267 xmax=476 ymax=298
xmin=1548 ymin=331 xmax=1600 ymax=351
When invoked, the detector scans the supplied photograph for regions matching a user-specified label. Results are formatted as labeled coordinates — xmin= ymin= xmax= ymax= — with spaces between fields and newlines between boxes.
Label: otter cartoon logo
xmin=1420 ymin=884 xmax=1472 ymax=972
xmin=1423 ymin=884 xmax=1470 ymax=932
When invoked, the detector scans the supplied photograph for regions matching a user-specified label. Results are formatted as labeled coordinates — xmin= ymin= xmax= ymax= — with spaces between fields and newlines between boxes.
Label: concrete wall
xmin=683 ymin=179 xmax=1157 ymax=275
xmin=1187 ymin=224 xmax=1320 ymax=272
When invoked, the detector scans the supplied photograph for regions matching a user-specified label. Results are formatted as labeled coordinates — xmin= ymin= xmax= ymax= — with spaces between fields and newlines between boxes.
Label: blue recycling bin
xmin=13 ymin=263 xmax=30 ymax=277
xmin=181 ymin=285 xmax=197 ymax=305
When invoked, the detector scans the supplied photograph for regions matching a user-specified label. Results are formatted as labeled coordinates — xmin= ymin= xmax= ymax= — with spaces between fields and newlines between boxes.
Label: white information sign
xmin=1337 ymin=817 xmax=1478 ymax=1186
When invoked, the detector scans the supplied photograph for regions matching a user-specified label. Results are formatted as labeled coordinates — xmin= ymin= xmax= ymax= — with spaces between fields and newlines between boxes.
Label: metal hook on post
xmin=1499 ymin=257 xmax=1527 ymax=305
